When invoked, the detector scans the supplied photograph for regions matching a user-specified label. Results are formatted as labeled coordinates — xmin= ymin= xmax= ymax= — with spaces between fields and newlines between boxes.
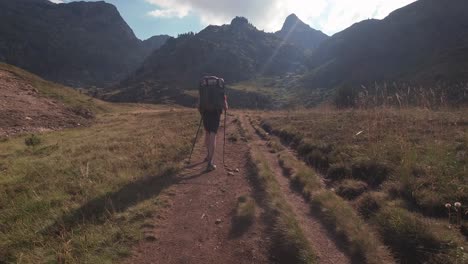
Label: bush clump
xmin=336 ymin=180 xmax=368 ymax=200
xmin=351 ymin=159 xmax=391 ymax=187
xmin=24 ymin=134 xmax=41 ymax=147
xmin=326 ymin=163 xmax=351 ymax=182
xmin=354 ymin=192 xmax=385 ymax=219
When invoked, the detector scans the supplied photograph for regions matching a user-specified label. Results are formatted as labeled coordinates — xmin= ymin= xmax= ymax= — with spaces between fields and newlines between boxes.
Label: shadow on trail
xmin=228 ymin=207 xmax=254 ymax=239
xmin=184 ymin=161 xmax=205 ymax=169
xmin=43 ymin=165 xmax=207 ymax=236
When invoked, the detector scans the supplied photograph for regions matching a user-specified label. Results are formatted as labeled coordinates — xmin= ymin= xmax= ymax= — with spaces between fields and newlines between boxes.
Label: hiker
xmin=198 ymin=76 xmax=228 ymax=171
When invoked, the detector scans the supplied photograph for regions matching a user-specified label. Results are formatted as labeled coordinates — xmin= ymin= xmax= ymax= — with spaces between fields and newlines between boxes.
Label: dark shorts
xmin=202 ymin=110 xmax=222 ymax=133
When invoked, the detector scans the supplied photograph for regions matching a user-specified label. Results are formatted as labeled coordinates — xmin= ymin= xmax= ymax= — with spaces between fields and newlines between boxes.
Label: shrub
xmin=411 ymin=188 xmax=446 ymax=216
xmin=70 ymin=106 xmax=95 ymax=119
xmin=326 ymin=163 xmax=351 ymax=182
xmin=336 ymin=180 xmax=368 ymax=200
xmin=278 ymin=129 xmax=302 ymax=146
xmin=351 ymin=159 xmax=390 ymax=187
xmin=355 ymin=192 xmax=385 ymax=219
xmin=24 ymin=134 xmax=41 ymax=147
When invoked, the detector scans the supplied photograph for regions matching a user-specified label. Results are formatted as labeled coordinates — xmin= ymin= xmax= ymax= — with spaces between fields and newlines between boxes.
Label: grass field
xmin=229 ymin=77 xmax=332 ymax=109
xmin=0 ymin=106 xmax=197 ymax=263
xmin=254 ymin=108 xmax=468 ymax=263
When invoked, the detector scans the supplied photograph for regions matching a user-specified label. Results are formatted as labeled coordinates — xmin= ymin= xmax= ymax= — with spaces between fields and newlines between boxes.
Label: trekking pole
xmin=187 ymin=116 xmax=203 ymax=164
xmin=223 ymin=110 xmax=227 ymax=166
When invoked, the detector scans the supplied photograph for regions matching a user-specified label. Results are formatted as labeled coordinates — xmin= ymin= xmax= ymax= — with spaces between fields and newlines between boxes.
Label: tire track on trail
xmin=240 ymin=113 xmax=352 ymax=264
xmin=125 ymin=113 xmax=270 ymax=264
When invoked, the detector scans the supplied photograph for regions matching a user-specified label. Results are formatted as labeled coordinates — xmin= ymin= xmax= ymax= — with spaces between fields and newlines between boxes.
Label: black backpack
xmin=198 ymin=76 xmax=225 ymax=111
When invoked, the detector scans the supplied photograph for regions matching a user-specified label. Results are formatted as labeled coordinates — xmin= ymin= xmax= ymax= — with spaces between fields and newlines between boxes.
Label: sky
xmin=49 ymin=0 xmax=417 ymax=40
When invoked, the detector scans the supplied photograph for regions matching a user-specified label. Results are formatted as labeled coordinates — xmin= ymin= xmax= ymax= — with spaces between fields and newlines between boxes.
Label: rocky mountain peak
xmin=231 ymin=16 xmax=250 ymax=27
xmin=276 ymin=14 xmax=328 ymax=51
xmin=281 ymin=13 xmax=310 ymax=32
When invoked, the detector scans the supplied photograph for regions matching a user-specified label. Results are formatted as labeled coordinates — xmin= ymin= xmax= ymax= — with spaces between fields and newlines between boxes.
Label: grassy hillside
xmin=303 ymin=0 xmax=468 ymax=104
xmin=0 ymin=62 xmax=108 ymax=114
xmin=0 ymin=106 xmax=198 ymax=263
xmin=254 ymin=108 xmax=467 ymax=263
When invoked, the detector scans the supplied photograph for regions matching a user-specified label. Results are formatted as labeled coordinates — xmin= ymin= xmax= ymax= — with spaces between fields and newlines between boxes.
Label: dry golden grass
xmin=248 ymin=146 xmax=318 ymax=264
xmin=276 ymin=149 xmax=394 ymax=264
xmin=0 ymin=106 xmax=197 ymax=263
xmin=255 ymin=107 xmax=468 ymax=263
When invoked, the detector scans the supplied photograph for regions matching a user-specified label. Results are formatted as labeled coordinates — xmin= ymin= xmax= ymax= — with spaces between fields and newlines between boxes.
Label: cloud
xmin=49 ymin=0 xmax=65 ymax=3
xmin=145 ymin=0 xmax=416 ymax=35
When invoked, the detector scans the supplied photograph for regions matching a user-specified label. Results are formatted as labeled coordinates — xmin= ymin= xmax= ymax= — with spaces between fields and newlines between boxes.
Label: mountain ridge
xmin=111 ymin=16 xmax=309 ymax=104
xmin=0 ymin=0 xmax=169 ymax=87
xmin=275 ymin=14 xmax=328 ymax=51
xmin=304 ymin=0 xmax=468 ymax=90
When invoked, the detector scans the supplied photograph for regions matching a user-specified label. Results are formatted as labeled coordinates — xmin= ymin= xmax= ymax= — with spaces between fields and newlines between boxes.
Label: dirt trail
xmin=239 ymin=114 xmax=351 ymax=264
xmin=126 ymin=114 xmax=270 ymax=264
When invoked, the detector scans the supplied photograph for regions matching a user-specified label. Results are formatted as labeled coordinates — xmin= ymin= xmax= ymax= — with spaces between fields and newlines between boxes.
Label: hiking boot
xmin=207 ymin=163 xmax=217 ymax=172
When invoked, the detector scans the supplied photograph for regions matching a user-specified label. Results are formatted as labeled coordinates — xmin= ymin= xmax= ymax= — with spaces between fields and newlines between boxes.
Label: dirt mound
xmin=0 ymin=70 xmax=92 ymax=137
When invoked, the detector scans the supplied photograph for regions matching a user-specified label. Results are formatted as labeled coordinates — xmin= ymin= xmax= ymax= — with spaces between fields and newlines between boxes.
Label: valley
xmin=1 ymin=0 xmax=467 ymax=263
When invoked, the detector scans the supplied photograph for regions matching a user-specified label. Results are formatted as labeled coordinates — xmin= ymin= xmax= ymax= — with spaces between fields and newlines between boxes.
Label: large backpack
xmin=198 ymin=76 xmax=225 ymax=111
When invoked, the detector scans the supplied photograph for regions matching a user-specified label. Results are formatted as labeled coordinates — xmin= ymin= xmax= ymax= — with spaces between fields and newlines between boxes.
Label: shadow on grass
xmin=43 ymin=166 xmax=206 ymax=236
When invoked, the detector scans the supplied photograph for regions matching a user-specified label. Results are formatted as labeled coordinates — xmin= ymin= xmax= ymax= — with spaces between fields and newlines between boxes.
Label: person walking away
xmin=198 ymin=76 xmax=228 ymax=171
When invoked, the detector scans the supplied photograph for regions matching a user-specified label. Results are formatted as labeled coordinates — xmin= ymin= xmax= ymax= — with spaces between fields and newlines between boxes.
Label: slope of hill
xmin=141 ymin=35 xmax=171 ymax=55
xmin=0 ymin=0 xmax=169 ymax=87
xmin=111 ymin=17 xmax=307 ymax=104
xmin=0 ymin=63 xmax=105 ymax=136
xmin=275 ymin=14 xmax=328 ymax=51
xmin=304 ymin=0 xmax=468 ymax=93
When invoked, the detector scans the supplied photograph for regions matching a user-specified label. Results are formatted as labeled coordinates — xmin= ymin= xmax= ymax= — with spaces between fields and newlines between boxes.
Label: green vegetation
xmin=229 ymin=77 xmax=332 ymax=109
xmin=0 ymin=107 xmax=197 ymax=263
xmin=276 ymin=150 xmax=394 ymax=264
xmin=248 ymin=146 xmax=318 ymax=264
xmin=257 ymin=108 xmax=468 ymax=263
xmin=335 ymin=180 xmax=368 ymax=200
xmin=24 ymin=134 xmax=42 ymax=147
xmin=375 ymin=207 xmax=464 ymax=263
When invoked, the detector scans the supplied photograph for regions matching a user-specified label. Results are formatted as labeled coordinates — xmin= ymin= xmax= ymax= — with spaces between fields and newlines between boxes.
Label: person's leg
xmin=206 ymin=110 xmax=221 ymax=171
xmin=204 ymin=130 xmax=210 ymax=161
xmin=208 ymin=132 xmax=217 ymax=165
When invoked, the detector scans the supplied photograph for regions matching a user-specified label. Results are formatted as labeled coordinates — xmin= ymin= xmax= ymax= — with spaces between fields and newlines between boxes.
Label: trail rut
xmin=240 ymin=113 xmax=352 ymax=264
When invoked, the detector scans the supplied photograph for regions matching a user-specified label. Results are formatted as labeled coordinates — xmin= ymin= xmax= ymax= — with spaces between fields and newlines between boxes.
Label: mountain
xmin=112 ymin=17 xmax=307 ymax=104
xmin=304 ymin=0 xmax=468 ymax=91
xmin=142 ymin=35 xmax=171 ymax=55
xmin=275 ymin=14 xmax=328 ymax=51
xmin=0 ymin=0 xmax=169 ymax=87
